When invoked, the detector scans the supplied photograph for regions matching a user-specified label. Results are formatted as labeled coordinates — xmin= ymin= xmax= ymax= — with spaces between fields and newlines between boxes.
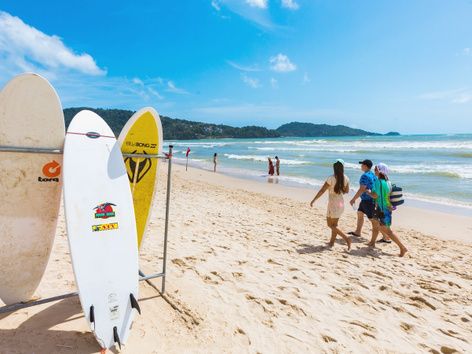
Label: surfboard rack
xmin=0 ymin=145 xmax=169 ymax=160
xmin=0 ymin=145 xmax=174 ymax=314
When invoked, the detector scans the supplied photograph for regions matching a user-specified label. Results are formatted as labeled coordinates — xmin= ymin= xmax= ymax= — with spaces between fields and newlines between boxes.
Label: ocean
xmin=166 ymin=134 xmax=472 ymax=212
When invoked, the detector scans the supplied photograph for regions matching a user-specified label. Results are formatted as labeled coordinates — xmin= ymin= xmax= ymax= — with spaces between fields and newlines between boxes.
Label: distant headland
xmin=63 ymin=108 xmax=400 ymax=140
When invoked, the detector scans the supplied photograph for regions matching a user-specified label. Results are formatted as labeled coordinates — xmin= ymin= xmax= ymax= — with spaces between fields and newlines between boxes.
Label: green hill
xmin=63 ymin=108 xmax=396 ymax=139
xmin=276 ymin=122 xmax=379 ymax=137
xmin=63 ymin=108 xmax=279 ymax=140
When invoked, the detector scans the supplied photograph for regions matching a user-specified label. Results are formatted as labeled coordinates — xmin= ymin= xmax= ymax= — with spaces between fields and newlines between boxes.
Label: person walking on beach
xmin=366 ymin=163 xmax=408 ymax=257
xmin=275 ymin=156 xmax=280 ymax=176
xmin=268 ymin=158 xmax=275 ymax=176
xmin=310 ymin=159 xmax=352 ymax=250
xmin=213 ymin=153 xmax=218 ymax=172
xmin=349 ymin=159 xmax=377 ymax=238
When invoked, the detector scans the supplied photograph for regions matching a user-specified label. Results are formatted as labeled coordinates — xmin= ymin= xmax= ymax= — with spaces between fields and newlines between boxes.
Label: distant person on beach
xmin=213 ymin=153 xmax=218 ymax=172
xmin=366 ymin=163 xmax=408 ymax=257
xmin=275 ymin=156 xmax=280 ymax=176
xmin=268 ymin=158 xmax=275 ymax=176
xmin=310 ymin=159 xmax=352 ymax=250
xmin=349 ymin=159 xmax=377 ymax=238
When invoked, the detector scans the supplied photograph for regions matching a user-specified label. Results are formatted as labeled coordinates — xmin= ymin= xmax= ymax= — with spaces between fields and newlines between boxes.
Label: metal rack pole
xmin=0 ymin=271 xmax=167 ymax=314
xmin=0 ymin=146 xmax=62 ymax=154
xmin=161 ymin=145 xmax=173 ymax=293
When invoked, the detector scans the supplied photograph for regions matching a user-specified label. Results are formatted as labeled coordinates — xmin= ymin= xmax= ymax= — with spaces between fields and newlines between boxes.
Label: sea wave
xmin=251 ymin=146 xmax=362 ymax=153
xmin=343 ymin=162 xmax=472 ymax=179
xmin=223 ymin=154 xmax=311 ymax=165
xmin=249 ymin=139 xmax=472 ymax=150
xmin=167 ymin=141 xmax=231 ymax=148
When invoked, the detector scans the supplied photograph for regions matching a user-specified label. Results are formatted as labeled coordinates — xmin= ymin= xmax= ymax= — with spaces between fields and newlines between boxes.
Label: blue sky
xmin=1 ymin=0 xmax=471 ymax=134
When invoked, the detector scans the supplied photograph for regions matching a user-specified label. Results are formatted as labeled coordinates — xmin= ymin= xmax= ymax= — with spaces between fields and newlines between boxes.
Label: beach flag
xmin=186 ymin=147 xmax=191 ymax=171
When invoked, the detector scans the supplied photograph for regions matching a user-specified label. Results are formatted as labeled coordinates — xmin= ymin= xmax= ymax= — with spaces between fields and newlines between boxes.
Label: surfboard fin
xmin=89 ymin=305 xmax=95 ymax=327
xmin=113 ymin=326 xmax=121 ymax=349
xmin=130 ymin=293 xmax=141 ymax=314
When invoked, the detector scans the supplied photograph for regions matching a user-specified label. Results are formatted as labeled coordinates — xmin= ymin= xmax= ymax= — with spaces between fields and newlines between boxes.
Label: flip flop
xmin=377 ymin=239 xmax=392 ymax=244
xmin=348 ymin=231 xmax=361 ymax=237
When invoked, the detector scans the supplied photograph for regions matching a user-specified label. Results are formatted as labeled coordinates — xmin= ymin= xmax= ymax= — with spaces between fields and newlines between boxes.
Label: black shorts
xmin=358 ymin=200 xmax=375 ymax=219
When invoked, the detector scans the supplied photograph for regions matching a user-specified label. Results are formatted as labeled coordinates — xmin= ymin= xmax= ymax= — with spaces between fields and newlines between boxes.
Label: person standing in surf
xmin=213 ymin=153 xmax=218 ymax=173
xmin=275 ymin=156 xmax=280 ymax=176
xmin=310 ymin=159 xmax=352 ymax=250
xmin=366 ymin=163 xmax=408 ymax=257
xmin=268 ymin=157 xmax=275 ymax=176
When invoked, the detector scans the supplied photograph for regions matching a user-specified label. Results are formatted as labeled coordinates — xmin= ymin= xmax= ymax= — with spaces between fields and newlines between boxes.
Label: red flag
xmin=186 ymin=147 xmax=191 ymax=157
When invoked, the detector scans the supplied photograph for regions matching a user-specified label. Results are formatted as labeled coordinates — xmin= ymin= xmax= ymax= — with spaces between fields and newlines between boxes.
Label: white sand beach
xmin=1 ymin=163 xmax=471 ymax=353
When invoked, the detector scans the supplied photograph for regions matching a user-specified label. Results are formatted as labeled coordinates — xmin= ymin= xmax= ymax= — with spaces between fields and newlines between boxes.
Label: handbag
xmin=390 ymin=184 xmax=404 ymax=207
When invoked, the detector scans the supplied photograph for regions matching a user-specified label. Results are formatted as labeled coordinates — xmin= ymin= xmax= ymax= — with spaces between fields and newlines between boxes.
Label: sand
xmin=1 ymin=163 xmax=471 ymax=353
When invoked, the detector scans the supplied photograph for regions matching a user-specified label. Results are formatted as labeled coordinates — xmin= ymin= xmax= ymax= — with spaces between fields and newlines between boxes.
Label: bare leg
xmin=334 ymin=226 xmax=352 ymax=250
xmin=368 ymin=219 xmax=380 ymax=247
xmin=355 ymin=211 xmax=364 ymax=235
xmin=380 ymin=229 xmax=391 ymax=241
xmin=328 ymin=218 xmax=351 ymax=250
xmin=327 ymin=218 xmax=336 ymax=246
xmin=380 ymin=226 xmax=408 ymax=257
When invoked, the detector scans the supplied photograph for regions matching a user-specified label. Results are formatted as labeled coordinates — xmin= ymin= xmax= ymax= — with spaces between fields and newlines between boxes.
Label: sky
xmin=0 ymin=0 xmax=472 ymax=134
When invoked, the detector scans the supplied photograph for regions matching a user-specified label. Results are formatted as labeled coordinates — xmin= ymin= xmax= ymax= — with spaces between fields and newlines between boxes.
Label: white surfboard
xmin=0 ymin=73 xmax=64 ymax=305
xmin=63 ymin=110 xmax=140 ymax=350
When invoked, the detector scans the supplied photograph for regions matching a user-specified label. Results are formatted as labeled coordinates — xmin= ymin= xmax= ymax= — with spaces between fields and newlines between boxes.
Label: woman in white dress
xmin=310 ymin=159 xmax=352 ymax=250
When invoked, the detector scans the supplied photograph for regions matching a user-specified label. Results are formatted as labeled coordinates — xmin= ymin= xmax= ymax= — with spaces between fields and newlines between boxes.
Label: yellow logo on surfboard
xmin=92 ymin=223 xmax=119 ymax=232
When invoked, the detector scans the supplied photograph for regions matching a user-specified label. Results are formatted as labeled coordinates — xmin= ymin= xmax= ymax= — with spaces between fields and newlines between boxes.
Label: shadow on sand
xmin=0 ymin=297 xmax=100 ymax=353
xmin=296 ymin=244 xmax=333 ymax=254
xmin=0 ymin=293 xmax=163 ymax=353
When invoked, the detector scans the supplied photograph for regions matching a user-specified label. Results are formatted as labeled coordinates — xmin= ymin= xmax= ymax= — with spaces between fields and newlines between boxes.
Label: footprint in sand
xmin=321 ymin=334 xmax=337 ymax=343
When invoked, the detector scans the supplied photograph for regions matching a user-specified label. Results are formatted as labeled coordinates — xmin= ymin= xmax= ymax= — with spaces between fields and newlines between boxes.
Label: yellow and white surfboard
xmin=118 ymin=107 xmax=163 ymax=249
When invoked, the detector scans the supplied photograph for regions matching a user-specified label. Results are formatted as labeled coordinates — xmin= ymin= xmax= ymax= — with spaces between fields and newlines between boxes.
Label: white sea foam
xmin=245 ymin=139 xmax=472 ymax=154
xmin=167 ymin=141 xmax=231 ymax=148
xmin=343 ymin=162 xmax=472 ymax=179
xmin=223 ymin=154 xmax=311 ymax=165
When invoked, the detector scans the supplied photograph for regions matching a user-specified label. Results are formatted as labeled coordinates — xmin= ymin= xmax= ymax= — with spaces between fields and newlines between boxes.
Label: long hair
xmin=333 ymin=161 xmax=346 ymax=194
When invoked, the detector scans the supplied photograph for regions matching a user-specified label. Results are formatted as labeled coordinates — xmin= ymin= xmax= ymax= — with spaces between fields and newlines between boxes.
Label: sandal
xmin=377 ymin=239 xmax=392 ymax=244
xmin=348 ymin=231 xmax=361 ymax=237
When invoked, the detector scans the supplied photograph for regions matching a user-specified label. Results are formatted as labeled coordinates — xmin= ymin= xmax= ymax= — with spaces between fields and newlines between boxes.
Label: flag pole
xmin=185 ymin=147 xmax=190 ymax=171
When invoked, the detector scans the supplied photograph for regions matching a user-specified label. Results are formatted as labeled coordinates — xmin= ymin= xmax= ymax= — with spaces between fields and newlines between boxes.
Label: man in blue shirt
xmin=349 ymin=159 xmax=377 ymax=237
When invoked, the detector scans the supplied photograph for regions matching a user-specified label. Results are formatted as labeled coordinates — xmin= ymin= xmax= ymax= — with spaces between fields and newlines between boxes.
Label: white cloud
xmin=246 ymin=0 xmax=268 ymax=9
xmin=211 ymin=0 xmax=221 ymax=11
xmin=281 ymin=0 xmax=299 ymax=10
xmin=269 ymin=53 xmax=296 ymax=72
xmin=419 ymin=88 xmax=472 ymax=104
xmin=220 ymin=0 xmax=277 ymax=29
xmin=270 ymin=77 xmax=278 ymax=88
xmin=148 ymin=87 xmax=164 ymax=100
xmin=242 ymin=74 xmax=260 ymax=88
xmin=227 ymin=60 xmax=261 ymax=72
xmin=167 ymin=80 xmax=189 ymax=94
xmin=303 ymin=72 xmax=310 ymax=84
xmin=0 ymin=11 xmax=105 ymax=76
